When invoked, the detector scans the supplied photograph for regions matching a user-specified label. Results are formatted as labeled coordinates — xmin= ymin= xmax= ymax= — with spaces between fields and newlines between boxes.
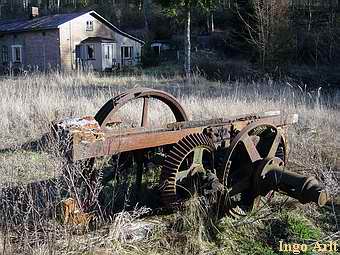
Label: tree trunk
xmin=207 ymin=15 xmax=210 ymax=32
xmin=211 ymin=12 xmax=215 ymax=32
xmin=143 ymin=0 xmax=150 ymax=37
xmin=184 ymin=7 xmax=191 ymax=79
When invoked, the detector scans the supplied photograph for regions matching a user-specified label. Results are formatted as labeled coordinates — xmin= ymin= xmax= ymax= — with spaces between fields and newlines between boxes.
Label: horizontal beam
xmin=70 ymin=113 xmax=298 ymax=161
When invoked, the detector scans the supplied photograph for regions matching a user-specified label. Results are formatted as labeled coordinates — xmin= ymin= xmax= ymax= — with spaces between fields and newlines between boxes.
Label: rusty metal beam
xmin=69 ymin=113 xmax=297 ymax=161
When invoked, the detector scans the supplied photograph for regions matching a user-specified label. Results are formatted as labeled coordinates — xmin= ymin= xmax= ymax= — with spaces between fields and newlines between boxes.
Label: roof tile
xmin=0 ymin=12 xmax=87 ymax=33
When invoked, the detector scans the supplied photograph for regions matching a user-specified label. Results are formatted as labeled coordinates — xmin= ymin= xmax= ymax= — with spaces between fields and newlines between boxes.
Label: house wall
xmin=0 ymin=29 xmax=60 ymax=72
xmin=59 ymin=12 xmax=142 ymax=71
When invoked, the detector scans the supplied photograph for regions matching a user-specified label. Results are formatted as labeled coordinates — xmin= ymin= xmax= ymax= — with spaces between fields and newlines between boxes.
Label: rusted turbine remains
xmin=54 ymin=88 xmax=328 ymax=221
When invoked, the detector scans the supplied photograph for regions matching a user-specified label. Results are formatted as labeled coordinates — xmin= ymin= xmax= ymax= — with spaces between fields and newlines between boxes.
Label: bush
xmin=192 ymin=50 xmax=258 ymax=81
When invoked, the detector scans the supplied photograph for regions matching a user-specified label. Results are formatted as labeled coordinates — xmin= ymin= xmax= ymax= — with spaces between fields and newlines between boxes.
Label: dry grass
xmin=0 ymin=72 xmax=338 ymax=254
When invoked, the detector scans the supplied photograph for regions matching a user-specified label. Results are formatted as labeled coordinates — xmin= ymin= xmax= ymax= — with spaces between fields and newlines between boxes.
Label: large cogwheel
xmin=159 ymin=133 xmax=215 ymax=206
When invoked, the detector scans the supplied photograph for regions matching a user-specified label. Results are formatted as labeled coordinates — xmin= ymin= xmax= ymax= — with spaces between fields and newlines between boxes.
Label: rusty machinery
xmin=54 ymin=88 xmax=328 ymax=219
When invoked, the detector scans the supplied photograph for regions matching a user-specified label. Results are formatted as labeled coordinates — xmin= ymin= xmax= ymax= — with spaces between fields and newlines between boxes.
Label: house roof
xmin=0 ymin=11 xmax=87 ymax=33
xmin=81 ymin=37 xmax=116 ymax=43
xmin=89 ymin=12 xmax=144 ymax=44
xmin=0 ymin=10 xmax=144 ymax=44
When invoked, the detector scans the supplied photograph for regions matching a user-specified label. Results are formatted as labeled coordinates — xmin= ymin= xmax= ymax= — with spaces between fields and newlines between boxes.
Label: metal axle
xmin=260 ymin=168 xmax=328 ymax=207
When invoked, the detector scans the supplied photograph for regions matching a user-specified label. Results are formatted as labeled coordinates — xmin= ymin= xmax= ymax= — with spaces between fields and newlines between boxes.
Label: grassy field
xmin=0 ymin=72 xmax=338 ymax=254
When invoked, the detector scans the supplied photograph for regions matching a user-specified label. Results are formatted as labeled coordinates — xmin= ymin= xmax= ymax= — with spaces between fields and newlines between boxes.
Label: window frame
xmin=11 ymin=45 xmax=22 ymax=63
xmin=121 ymin=46 xmax=133 ymax=59
xmin=86 ymin=20 xmax=94 ymax=31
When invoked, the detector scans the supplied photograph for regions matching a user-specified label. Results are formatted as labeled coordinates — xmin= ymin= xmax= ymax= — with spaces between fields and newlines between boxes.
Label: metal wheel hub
xmin=253 ymin=157 xmax=284 ymax=196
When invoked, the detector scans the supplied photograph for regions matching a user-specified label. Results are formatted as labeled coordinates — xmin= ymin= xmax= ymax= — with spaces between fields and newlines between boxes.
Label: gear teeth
xmin=159 ymin=167 xmax=173 ymax=182
xmin=203 ymin=135 xmax=210 ymax=145
xmin=178 ymin=140 xmax=191 ymax=151
xmin=201 ymin=134 xmax=208 ymax=144
xmin=173 ymin=145 xmax=187 ymax=156
xmin=167 ymin=176 xmax=176 ymax=181
xmin=197 ymin=133 xmax=205 ymax=144
xmin=167 ymin=154 xmax=181 ymax=164
xmin=168 ymin=151 xmax=184 ymax=161
xmin=183 ymin=136 xmax=194 ymax=148
xmin=159 ymin=133 xmax=215 ymax=207
xmin=189 ymin=134 xmax=198 ymax=145
xmin=163 ymin=188 xmax=176 ymax=193
xmin=187 ymin=134 xmax=198 ymax=147
xmin=164 ymin=160 xmax=178 ymax=169
xmin=195 ymin=134 xmax=205 ymax=144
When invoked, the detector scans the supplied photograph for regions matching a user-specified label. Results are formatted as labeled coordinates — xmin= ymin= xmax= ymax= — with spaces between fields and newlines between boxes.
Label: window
xmin=1 ymin=46 xmax=8 ymax=63
xmin=86 ymin=20 xmax=93 ymax=31
xmin=122 ymin=46 xmax=133 ymax=59
xmin=11 ymin=45 xmax=22 ymax=63
xmin=86 ymin=44 xmax=95 ymax=59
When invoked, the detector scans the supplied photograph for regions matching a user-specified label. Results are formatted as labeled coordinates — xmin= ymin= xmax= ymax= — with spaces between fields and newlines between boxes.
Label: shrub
xmin=192 ymin=50 xmax=258 ymax=81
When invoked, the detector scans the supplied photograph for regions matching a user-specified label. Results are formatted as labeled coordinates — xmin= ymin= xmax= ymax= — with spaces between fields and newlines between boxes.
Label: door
xmin=102 ymin=43 xmax=114 ymax=70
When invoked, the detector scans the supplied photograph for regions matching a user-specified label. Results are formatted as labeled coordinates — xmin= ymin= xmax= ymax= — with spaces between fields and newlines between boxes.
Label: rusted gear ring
xmin=159 ymin=133 xmax=215 ymax=206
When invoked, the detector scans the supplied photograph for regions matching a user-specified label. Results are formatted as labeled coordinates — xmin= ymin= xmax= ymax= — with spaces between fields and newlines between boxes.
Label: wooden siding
xmin=59 ymin=13 xmax=142 ymax=71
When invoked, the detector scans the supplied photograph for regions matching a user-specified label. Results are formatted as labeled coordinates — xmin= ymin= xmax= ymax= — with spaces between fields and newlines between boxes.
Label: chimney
xmin=30 ymin=7 xmax=39 ymax=19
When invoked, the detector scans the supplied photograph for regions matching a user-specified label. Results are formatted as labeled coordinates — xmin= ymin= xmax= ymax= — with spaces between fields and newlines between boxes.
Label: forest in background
xmin=1 ymin=0 xmax=340 ymax=85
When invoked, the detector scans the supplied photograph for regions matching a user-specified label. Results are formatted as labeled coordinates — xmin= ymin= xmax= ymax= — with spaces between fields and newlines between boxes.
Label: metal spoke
xmin=141 ymin=97 xmax=149 ymax=127
xmin=192 ymin=147 xmax=205 ymax=165
xmin=267 ymin=130 xmax=281 ymax=158
xmin=95 ymin=88 xmax=188 ymax=128
xmin=242 ymin=134 xmax=262 ymax=162
xmin=176 ymin=147 xmax=206 ymax=182
xmin=176 ymin=169 xmax=191 ymax=182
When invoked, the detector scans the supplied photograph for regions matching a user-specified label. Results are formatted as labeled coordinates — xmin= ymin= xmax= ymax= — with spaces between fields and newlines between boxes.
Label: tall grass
xmin=0 ymin=72 xmax=338 ymax=254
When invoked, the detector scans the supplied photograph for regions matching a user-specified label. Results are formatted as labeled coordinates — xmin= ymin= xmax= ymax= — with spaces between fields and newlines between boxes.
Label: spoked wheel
xmin=159 ymin=133 xmax=215 ymax=206
xmin=79 ymin=88 xmax=190 ymax=211
xmin=219 ymin=121 xmax=287 ymax=217
xmin=94 ymin=87 xmax=188 ymax=129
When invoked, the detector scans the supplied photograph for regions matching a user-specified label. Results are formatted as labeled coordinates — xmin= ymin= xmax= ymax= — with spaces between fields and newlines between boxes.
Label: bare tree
xmin=237 ymin=0 xmax=290 ymax=67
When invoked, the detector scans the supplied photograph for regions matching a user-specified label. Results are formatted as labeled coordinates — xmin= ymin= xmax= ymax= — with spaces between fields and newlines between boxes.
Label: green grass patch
xmin=215 ymin=208 xmax=325 ymax=255
xmin=216 ymin=217 xmax=276 ymax=255
xmin=285 ymin=212 xmax=321 ymax=241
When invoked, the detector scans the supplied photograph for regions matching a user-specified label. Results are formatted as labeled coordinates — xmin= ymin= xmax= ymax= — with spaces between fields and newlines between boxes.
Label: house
xmin=0 ymin=8 xmax=144 ymax=73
